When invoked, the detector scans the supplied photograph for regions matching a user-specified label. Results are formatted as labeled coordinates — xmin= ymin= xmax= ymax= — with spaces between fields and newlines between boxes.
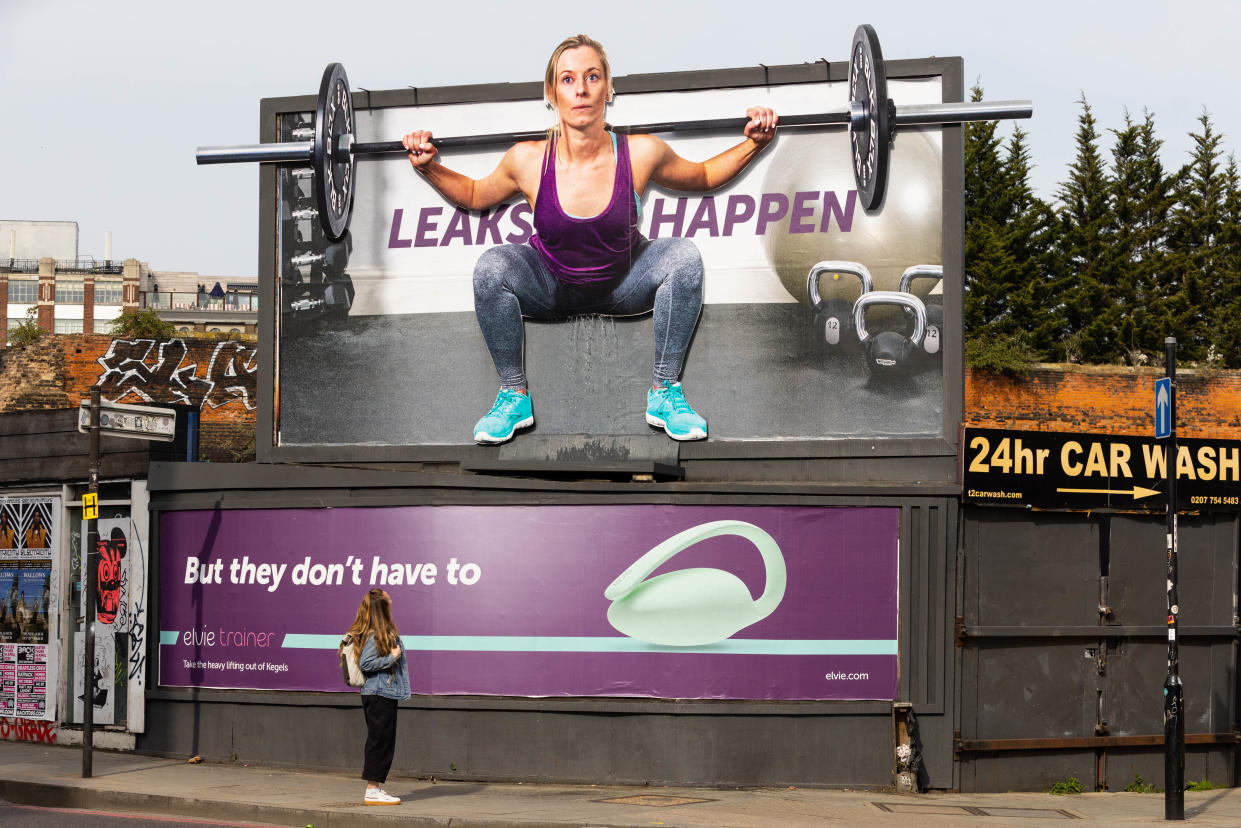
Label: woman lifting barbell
xmin=402 ymin=34 xmax=777 ymax=444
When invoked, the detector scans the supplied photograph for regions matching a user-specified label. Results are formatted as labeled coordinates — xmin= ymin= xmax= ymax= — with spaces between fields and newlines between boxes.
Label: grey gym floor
xmin=277 ymin=304 xmax=943 ymax=446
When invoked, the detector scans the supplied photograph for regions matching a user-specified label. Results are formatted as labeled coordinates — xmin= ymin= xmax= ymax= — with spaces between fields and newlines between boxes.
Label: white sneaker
xmin=364 ymin=787 xmax=400 ymax=805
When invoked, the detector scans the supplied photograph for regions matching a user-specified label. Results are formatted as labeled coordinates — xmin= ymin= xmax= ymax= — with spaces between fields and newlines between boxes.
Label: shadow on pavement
xmin=1186 ymin=788 xmax=1234 ymax=819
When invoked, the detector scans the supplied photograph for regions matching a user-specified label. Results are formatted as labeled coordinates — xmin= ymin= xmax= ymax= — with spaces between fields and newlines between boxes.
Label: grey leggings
xmin=472 ymin=238 xmax=704 ymax=390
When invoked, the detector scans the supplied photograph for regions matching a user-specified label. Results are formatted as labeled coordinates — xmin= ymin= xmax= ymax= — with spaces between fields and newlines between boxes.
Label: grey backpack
xmin=339 ymin=634 xmax=365 ymax=687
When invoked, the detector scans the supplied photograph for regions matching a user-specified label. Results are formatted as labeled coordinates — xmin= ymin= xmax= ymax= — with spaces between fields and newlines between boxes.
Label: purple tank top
xmin=530 ymin=132 xmax=642 ymax=286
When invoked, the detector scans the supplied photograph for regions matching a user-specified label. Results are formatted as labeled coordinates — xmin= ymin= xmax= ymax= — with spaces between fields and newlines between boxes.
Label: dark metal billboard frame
xmin=255 ymin=56 xmax=965 ymax=474
xmin=143 ymin=460 xmax=960 ymax=787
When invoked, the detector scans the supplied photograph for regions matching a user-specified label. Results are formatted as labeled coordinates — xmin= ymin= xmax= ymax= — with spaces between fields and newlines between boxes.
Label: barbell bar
xmin=196 ymin=24 xmax=1032 ymax=241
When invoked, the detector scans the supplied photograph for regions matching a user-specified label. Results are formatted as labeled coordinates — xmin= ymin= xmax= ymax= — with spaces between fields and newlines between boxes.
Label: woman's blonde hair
xmin=544 ymin=34 xmax=611 ymax=92
xmin=543 ymin=34 xmax=612 ymax=138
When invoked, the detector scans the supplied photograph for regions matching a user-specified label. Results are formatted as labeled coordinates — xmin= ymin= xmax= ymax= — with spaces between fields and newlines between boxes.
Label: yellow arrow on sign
xmin=1056 ymin=485 xmax=1161 ymax=500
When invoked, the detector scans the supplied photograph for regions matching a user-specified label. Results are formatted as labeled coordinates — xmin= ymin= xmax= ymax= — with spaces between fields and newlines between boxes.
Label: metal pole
xmin=1163 ymin=337 xmax=1183 ymax=820
xmin=196 ymin=99 xmax=1034 ymax=165
xmin=890 ymin=100 xmax=1033 ymax=126
xmin=195 ymin=141 xmax=313 ymax=165
xmin=83 ymin=386 xmax=100 ymax=778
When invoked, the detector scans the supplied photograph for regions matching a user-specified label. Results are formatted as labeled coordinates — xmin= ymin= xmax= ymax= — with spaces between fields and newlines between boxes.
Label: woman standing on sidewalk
xmin=347 ymin=588 xmax=410 ymax=806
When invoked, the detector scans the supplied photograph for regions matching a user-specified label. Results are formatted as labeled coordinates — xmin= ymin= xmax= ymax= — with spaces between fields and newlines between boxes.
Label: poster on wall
xmin=274 ymin=68 xmax=949 ymax=449
xmin=0 ymin=496 xmax=59 ymax=722
xmin=73 ymin=630 xmax=115 ymax=725
xmin=0 ymin=644 xmax=12 ymax=716
xmin=14 ymin=645 xmax=49 ymax=719
xmin=70 ymin=517 xmax=145 ymax=727
xmin=159 ymin=505 xmax=898 ymax=700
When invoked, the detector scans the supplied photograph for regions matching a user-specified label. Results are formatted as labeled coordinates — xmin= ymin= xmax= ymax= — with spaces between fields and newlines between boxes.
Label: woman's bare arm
xmin=642 ymin=107 xmax=778 ymax=192
xmin=403 ymin=130 xmax=542 ymax=209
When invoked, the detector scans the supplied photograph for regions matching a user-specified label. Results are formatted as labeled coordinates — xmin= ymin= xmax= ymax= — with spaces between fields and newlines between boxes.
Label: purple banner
xmin=159 ymin=505 xmax=898 ymax=699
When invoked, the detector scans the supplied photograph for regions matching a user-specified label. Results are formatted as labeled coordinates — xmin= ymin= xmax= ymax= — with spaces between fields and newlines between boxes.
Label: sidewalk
xmin=0 ymin=740 xmax=1238 ymax=827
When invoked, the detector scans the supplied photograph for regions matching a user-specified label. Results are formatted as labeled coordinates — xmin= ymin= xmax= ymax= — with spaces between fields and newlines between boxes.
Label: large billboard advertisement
xmin=270 ymin=61 xmax=954 ymax=454
xmin=158 ymin=505 xmax=898 ymax=700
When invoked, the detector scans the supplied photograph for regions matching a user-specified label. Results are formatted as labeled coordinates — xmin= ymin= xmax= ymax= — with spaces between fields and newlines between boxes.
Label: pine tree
xmin=1109 ymin=110 xmax=1175 ymax=364
xmin=964 ymin=86 xmax=1018 ymax=337
xmin=1055 ymin=95 xmax=1119 ymax=362
xmin=1001 ymin=127 xmax=1059 ymax=356
xmin=1166 ymin=111 xmax=1227 ymax=361
xmin=1211 ymin=155 xmax=1241 ymax=366
xmin=964 ymin=88 xmax=1058 ymax=362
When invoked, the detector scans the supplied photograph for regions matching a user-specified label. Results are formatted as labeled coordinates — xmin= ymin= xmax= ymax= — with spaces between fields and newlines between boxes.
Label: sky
xmin=2 ymin=0 xmax=1238 ymax=276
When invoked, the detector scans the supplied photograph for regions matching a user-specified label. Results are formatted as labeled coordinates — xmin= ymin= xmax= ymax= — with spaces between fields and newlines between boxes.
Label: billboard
xmin=158 ymin=505 xmax=899 ymax=700
xmin=964 ymin=427 xmax=1241 ymax=512
xmin=264 ymin=58 xmax=960 ymax=458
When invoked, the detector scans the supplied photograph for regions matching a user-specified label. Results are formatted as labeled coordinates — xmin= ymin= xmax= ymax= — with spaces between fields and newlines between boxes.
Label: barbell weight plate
xmin=849 ymin=24 xmax=891 ymax=212
xmin=313 ymin=63 xmax=356 ymax=242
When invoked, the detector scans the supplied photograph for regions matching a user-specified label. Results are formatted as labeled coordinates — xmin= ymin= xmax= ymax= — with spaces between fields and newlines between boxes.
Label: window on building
xmin=53 ymin=319 xmax=83 ymax=334
xmin=55 ymin=280 xmax=84 ymax=303
xmin=8 ymin=280 xmax=37 ymax=303
xmin=95 ymin=281 xmax=123 ymax=305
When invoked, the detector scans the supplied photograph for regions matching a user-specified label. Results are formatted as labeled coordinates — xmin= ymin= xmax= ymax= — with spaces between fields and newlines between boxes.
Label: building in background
xmin=2 ymin=221 xmax=257 ymax=344
xmin=142 ymin=271 xmax=258 ymax=336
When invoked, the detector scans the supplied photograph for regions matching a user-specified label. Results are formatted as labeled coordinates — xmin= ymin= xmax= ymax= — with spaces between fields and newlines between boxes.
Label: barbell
xmin=196 ymin=24 xmax=1032 ymax=242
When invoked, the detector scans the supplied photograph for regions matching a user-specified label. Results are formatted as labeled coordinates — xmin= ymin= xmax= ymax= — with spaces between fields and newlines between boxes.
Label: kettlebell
xmin=604 ymin=520 xmax=787 ymax=647
xmin=806 ymin=261 xmax=873 ymax=355
xmin=853 ymin=290 xmax=927 ymax=378
xmin=898 ymin=265 xmax=944 ymax=363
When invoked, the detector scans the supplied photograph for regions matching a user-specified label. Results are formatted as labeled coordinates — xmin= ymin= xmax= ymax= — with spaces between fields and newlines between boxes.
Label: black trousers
xmin=361 ymin=694 xmax=398 ymax=784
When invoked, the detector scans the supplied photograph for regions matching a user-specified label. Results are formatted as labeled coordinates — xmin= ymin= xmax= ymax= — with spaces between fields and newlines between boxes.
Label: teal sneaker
xmin=473 ymin=389 xmax=534 ymax=444
xmin=645 ymin=382 xmax=707 ymax=441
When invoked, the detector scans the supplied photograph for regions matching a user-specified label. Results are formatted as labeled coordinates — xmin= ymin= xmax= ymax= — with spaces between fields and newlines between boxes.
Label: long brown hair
xmin=342 ymin=591 xmax=373 ymax=663
xmin=361 ymin=588 xmax=400 ymax=656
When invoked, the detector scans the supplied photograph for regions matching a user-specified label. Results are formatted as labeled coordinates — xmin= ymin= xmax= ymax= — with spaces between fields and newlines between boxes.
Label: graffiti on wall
xmin=0 ymin=716 xmax=57 ymax=743
xmin=73 ymin=517 xmax=146 ymax=727
xmin=96 ymin=338 xmax=257 ymax=411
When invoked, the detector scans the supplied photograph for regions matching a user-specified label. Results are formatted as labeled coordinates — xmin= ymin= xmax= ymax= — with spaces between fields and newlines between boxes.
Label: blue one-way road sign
xmin=1155 ymin=377 xmax=1172 ymax=439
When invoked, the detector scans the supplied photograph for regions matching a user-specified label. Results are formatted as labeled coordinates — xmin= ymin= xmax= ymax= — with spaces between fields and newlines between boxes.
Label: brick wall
xmin=1 ymin=334 xmax=257 ymax=462
xmin=0 ymin=338 xmax=70 ymax=412
xmin=965 ymin=365 xmax=1241 ymax=439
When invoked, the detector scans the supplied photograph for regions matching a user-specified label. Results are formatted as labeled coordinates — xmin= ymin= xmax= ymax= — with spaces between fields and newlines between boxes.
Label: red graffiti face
xmin=96 ymin=531 xmax=127 ymax=625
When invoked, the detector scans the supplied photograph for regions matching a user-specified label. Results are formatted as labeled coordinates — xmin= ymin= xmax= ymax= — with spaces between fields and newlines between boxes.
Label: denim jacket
xmin=357 ymin=634 xmax=411 ymax=700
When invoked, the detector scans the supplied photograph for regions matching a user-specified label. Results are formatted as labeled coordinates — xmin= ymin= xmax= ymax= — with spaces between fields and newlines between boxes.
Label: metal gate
xmin=956 ymin=508 xmax=1240 ymax=792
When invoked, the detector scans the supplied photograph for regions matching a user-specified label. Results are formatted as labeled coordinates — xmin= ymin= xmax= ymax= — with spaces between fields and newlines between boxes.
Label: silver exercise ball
xmin=763 ymin=128 xmax=943 ymax=305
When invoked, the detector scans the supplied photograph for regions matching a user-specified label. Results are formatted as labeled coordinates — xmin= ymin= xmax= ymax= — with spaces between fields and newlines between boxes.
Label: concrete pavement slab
xmin=0 ymin=740 xmax=1238 ymax=827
